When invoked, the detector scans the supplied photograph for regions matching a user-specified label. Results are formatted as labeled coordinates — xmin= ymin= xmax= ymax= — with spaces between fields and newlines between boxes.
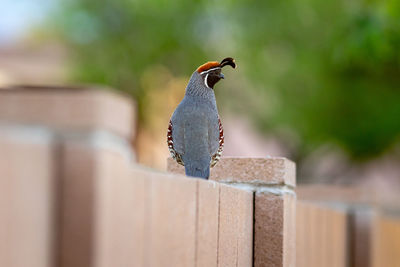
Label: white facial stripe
xmin=200 ymin=67 xmax=221 ymax=75
xmin=204 ymin=73 xmax=210 ymax=88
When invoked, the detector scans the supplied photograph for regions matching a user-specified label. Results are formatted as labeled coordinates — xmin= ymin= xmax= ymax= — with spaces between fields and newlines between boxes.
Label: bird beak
xmin=219 ymin=73 xmax=225 ymax=79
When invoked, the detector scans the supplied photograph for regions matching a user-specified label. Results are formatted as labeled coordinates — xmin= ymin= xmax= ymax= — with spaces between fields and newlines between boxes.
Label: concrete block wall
xmin=5 ymin=86 xmax=398 ymax=267
xmin=0 ymin=86 xmax=254 ymax=267
xmin=95 ymin=158 xmax=253 ymax=267
xmin=168 ymin=157 xmax=297 ymax=267
xmin=296 ymin=185 xmax=400 ymax=267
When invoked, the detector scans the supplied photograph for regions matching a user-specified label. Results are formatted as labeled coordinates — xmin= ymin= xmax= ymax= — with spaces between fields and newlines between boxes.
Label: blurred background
xmin=1 ymin=0 xmax=399 ymax=204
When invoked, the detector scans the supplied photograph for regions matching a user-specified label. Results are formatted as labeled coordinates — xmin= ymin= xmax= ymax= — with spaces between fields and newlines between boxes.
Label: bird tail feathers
xmin=184 ymin=164 xmax=210 ymax=179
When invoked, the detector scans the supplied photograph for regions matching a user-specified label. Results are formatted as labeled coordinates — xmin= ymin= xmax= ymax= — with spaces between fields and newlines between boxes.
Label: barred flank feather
xmin=167 ymin=120 xmax=184 ymax=166
xmin=211 ymin=118 xmax=224 ymax=167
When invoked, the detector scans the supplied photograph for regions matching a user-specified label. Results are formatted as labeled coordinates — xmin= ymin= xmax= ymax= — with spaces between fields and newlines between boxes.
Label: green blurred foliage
xmin=52 ymin=0 xmax=400 ymax=160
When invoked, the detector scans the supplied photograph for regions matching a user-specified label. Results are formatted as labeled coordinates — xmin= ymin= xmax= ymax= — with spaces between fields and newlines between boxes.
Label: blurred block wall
xmin=297 ymin=186 xmax=400 ymax=267
xmin=1 ymin=86 xmax=399 ymax=267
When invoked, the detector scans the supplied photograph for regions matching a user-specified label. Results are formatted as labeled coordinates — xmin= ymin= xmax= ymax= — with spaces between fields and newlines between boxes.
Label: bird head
xmin=196 ymin=57 xmax=236 ymax=89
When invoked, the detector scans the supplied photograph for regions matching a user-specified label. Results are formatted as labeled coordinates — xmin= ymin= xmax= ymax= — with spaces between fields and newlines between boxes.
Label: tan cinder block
xmin=330 ymin=207 xmax=348 ymax=267
xmin=317 ymin=206 xmax=327 ymax=267
xmin=254 ymin=192 xmax=296 ymax=267
xmin=129 ymin=168 xmax=151 ymax=267
xmin=307 ymin=204 xmax=318 ymax=267
xmin=350 ymin=208 xmax=373 ymax=267
xmin=236 ymin=186 xmax=254 ymax=267
xmin=0 ymin=128 xmax=55 ymax=267
xmin=59 ymin=138 xmax=136 ymax=267
xmin=94 ymin=152 xmax=149 ymax=267
xmin=296 ymin=201 xmax=348 ymax=267
xmin=59 ymin=140 xmax=97 ymax=267
xmin=295 ymin=202 xmax=307 ymax=267
xmin=218 ymin=184 xmax=239 ymax=267
xmin=297 ymin=202 xmax=319 ymax=267
xmin=0 ymin=87 xmax=135 ymax=140
xmin=372 ymin=213 xmax=400 ymax=267
xmin=218 ymin=184 xmax=253 ymax=267
xmin=196 ymin=179 xmax=220 ymax=267
xmin=284 ymin=190 xmax=296 ymax=267
xmin=148 ymin=173 xmax=197 ymax=267
xmin=167 ymin=157 xmax=296 ymax=187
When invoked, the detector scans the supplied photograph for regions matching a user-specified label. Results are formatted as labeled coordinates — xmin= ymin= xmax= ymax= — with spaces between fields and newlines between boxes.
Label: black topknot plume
xmin=220 ymin=57 xmax=236 ymax=69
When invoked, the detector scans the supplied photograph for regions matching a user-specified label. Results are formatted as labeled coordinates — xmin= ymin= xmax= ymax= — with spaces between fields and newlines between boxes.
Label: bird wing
xmin=210 ymin=117 xmax=224 ymax=167
xmin=167 ymin=120 xmax=184 ymax=166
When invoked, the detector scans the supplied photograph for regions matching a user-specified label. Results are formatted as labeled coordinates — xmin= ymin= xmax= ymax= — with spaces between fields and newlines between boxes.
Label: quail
xmin=167 ymin=57 xmax=236 ymax=179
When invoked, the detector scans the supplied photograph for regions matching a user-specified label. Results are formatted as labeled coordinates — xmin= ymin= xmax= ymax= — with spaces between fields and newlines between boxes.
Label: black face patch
xmin=206 ymin=74 xmax=221 ymax=89
xmin=203 ymin=69 xmax=223 ymax=89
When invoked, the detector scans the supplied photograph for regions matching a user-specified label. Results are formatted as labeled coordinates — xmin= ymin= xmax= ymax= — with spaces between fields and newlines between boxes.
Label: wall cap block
xmin=167 ymin=157 xmax=296 ymax=187
xmin=0 ymin=85 xmax=136 ymax=140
